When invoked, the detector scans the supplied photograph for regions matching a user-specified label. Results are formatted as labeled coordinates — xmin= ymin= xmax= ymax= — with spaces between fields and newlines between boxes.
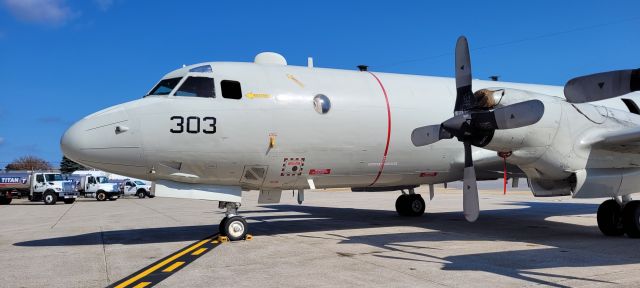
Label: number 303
xmin=170 ymin=116 xmax=216 ymax=134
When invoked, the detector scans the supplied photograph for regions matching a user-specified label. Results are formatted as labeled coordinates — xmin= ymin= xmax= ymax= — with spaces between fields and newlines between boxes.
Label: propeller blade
xmin=462 ymin=142 xmax=479 ymax=222
xmin=564 ymin=69 xmax=640 ymax=103
xmin=469 ymin=100 xmax=545 ymax=131
xmin=454 ymin=36 xmax=475 ymax=114
xmin=411 ymin=125 xmax=452 ymax=146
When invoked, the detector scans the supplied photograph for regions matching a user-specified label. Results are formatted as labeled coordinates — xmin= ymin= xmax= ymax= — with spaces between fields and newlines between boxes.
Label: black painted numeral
xmin=170 ymin=116 xmax=184 ymax=133
xmin=203 ymin=117 xmax=216 ymax=134
xmin=170 ymin=116 xmax=216 ymax=134
xmin=186 ymin=116 xmax=200 ymax=134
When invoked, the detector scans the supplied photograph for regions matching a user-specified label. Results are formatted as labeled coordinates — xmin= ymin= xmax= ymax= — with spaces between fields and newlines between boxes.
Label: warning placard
xmin=309 ymin=169 xmax=331 ymax=175
xmin=281 ymin=157 xmax=305 ymax=176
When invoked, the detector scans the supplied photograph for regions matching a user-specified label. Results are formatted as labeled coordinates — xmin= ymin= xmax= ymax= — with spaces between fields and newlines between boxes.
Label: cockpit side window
xmin=175 ymin=76 xmax=215 ymax=98
xmin=148 ymin=77 xmax=182 ymax=96
xmin=221 ymin=80 xmax=242 ymax=100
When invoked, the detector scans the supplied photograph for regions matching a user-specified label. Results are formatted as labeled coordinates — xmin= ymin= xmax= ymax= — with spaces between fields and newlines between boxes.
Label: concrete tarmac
xmin=2 ymin=187 xmax=640 ymax=288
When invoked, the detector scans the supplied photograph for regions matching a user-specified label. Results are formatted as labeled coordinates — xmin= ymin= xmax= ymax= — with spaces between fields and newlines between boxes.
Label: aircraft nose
xmin=60 ymin=121 xmax=86 ymax=162
xmin=60 ymin=105 xmax=144 ymax=170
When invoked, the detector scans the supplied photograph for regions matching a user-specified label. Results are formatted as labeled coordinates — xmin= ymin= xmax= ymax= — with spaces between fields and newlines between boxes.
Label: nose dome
xmin=60 ymin=121 xmax=85 ymax=162
xmin=60 ymin=105 xmax=144 ymax=170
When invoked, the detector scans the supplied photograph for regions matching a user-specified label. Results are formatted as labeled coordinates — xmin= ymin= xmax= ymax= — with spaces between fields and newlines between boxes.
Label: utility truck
xmin=70 ymin=172 xmax=120 ymax=201
xmin=0 ymin=171 xmax=77 ymax=205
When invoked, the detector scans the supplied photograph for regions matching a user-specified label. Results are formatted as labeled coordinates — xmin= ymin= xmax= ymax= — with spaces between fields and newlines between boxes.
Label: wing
xmin=585 ymin=127 xmax=640 ymax=153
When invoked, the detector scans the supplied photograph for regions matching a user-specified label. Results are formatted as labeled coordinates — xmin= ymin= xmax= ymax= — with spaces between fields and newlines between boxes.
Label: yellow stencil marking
xmin=287 ymin=74 xmax=304 ymax=88
xmin=191 ymin=248 xmax=207 ymax=256
xmin=132 ymin=282 xmax=151 ymax=288
xmin=162 ymin=261 xmax=185 ymax=272
xmin=246 ymin=92 xmax=271 ymax=99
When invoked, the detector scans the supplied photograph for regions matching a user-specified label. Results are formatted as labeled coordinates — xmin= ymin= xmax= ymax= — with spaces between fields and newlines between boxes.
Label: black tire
xmin=137 ymin=189 xmax=146 ymax=199
xmin=63 ymin=198 xmax=76 ymax=204
xmin=0 ymin=198 xmax=11 ymax=205
xmin=597 ymin=199 xmax=624 ymax=236
xmin=224 ymin=216 xmax=248 ymax=241
xmin=43 ymin=191 xmax=57 ymax=205
xmin=219 ymin=217 xmax=229 ymax=236
xmin=395 ymin=194 xmax=409 ymax=216
xmin=96 ymin=191 xmax=107 ymax=201
xmin=623 ymin=201 xmax=640 ymax=238
xmin=406 ymin=194 xmax=426 ymax=217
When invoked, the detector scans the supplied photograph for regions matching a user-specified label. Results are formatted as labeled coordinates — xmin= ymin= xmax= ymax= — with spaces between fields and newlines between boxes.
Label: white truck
xmin=120 ymin=179 xmax=154 ymax=198
xmin=71 ymin=173 xmax=120 ymax=201
xmin=0 ymin=172 xmax=78 ymax=205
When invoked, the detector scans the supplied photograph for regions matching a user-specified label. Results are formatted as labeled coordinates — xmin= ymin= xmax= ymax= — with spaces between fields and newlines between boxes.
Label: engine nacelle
xmin=483 ymin=89 xmax=569 ymax=178
xmin=529 ymin=177 xmax=573 ymax=197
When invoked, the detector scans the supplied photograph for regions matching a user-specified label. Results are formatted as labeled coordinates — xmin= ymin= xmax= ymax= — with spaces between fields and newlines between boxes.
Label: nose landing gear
xmin=218 ymin=202 xmax=249 ymax=241
xmin=597 ymin=196 xmax=640 ymax=238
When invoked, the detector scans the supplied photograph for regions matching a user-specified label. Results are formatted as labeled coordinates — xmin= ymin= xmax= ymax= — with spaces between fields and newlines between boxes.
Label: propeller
xmin=411 ymin=36 xmax=545 ymax=222
xmin=564 ymin=68 xmax=640 ymax=103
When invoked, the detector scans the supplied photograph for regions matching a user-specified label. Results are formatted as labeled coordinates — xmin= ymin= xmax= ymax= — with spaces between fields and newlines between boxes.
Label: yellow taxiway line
xmin=114 ymin=237 xmax=212 ymax=288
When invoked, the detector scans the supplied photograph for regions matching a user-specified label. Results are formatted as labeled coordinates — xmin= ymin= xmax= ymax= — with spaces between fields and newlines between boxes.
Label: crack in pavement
xmin=100 ymin=226 xmax=111 ymax=285
xmin=51 ymin=201 xmax=76 ymax=229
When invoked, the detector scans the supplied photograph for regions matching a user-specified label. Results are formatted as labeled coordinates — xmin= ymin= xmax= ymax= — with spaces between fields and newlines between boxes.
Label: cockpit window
xmin=148 ymin=77 xmax=182 ymax=96
xmin=175 ymin=76 xmax=215 ymax=98
xmin=221 ymin=80 xmax=242 ymax=99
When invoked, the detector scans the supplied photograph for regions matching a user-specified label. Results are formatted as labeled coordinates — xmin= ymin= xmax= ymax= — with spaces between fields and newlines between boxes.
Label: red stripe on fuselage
xmin=368 ymin=72 xmax=391 ymax=186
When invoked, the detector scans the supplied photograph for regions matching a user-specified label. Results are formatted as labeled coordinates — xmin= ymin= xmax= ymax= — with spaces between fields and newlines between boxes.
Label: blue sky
xmin=0 ymin=0 xmax=639 ymax=167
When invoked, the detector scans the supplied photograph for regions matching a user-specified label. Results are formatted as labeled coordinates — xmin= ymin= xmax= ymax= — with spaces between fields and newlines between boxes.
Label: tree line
xmin=4 ymin=155 xmax=86 ymax=174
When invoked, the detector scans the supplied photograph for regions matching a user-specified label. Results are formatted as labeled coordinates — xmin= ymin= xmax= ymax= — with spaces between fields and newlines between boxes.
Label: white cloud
xmin=94 ymin=0 xmax=113 ymax=11
xmin=2 ymin=0 xmax=75 ymax=25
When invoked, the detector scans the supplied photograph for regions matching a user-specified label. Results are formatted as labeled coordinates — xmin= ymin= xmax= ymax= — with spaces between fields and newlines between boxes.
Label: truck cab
xmin=29 ymin=172 xmax=78 ymax=205
xmin=76 ymin=175 xmax=120 ymax=201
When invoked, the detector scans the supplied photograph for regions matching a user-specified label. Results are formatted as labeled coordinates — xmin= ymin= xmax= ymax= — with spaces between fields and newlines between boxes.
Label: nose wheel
xmin=218 ymin=202 xmax=249 ymax=241
xmin=395 ymin=190 xmax=425 ymax=217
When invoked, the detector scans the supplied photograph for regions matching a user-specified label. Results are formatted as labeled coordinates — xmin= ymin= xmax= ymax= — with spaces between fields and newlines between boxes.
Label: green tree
xmin=60 ymin=156 xmax=86 ymax=174
xmin=5 ymin=155 xmax=52 ymax=171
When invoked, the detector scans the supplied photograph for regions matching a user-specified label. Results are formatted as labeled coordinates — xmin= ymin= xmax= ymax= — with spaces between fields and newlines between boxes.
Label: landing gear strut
xmin=218 ymin=202 xmax=248 ymax=241
xmin=597 ymin=197 xmax=640 ymax=238
xmin=395 ymin=189 xmax=425 ymax=217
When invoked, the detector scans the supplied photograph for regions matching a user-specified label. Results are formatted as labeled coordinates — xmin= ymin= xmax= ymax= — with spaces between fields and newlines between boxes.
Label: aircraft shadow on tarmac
xmin=14 ymin=201 xmax=640 ymax=287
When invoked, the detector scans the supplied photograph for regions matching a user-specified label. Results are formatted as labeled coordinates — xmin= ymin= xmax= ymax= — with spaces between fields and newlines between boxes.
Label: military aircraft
xmin=61 ymin=36 xmax=640 ymax=241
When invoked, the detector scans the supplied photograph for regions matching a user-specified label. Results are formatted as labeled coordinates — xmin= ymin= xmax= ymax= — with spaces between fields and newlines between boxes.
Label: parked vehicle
xmin=69 ymin=173 xmax=120 ymax=201
xmin=120 ymin=179 xmax=154 ymax=198
xmin=0 ymin=172 xmax=78 ymax=205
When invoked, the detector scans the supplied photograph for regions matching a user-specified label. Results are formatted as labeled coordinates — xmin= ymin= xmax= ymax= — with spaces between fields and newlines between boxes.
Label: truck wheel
xmin=63 ymin=198 xmax=76 ymax=204
xmin=96 ymin=191 xmax=107 ymax=201
xmin=0 ymin=192 xmax=12 ymax=204
xmin=44 ymin=191 xmax=57 ymax=205
xmin=137 ymin=189 xmax=146 ymax=198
